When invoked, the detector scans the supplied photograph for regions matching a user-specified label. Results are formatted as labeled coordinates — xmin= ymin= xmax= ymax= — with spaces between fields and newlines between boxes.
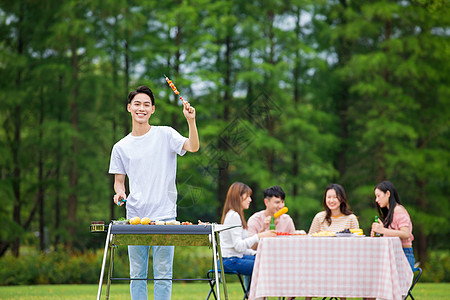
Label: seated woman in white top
xmin=220 ymin=182 xmax=276 ymax=285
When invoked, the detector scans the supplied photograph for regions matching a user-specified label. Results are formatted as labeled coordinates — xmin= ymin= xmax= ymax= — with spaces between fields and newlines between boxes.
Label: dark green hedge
xmin=1 ymin=247 xmax=448 ymax=285
xmin=420 ymin=250 xmax=450 ymax=283
xmin=0 ymin=246 xmax=218 ymax=285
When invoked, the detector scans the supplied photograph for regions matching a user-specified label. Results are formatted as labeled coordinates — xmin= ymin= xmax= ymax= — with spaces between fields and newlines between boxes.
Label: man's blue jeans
xmin=129 ymin=238 xmax=174 ymax=299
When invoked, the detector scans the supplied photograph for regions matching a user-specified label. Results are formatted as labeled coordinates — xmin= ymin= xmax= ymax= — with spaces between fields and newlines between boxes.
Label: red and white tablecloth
xmin=249 ymin=236 xmax=413 ymax=300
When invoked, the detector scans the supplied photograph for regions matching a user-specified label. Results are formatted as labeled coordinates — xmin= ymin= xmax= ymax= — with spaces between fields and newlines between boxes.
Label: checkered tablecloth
xmin=249 ymin=236 xmax=413 ymax=300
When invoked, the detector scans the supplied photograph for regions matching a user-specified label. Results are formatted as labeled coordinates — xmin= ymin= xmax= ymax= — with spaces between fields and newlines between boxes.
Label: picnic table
xmin=249 ymin=236 xmax=413 ymax=300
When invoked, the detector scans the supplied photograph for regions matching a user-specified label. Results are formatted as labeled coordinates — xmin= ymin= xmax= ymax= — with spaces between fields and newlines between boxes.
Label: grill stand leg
xmin=106 ymin=243 xmax=116 ymax=299
xmin=212 ymin=225 xmax=228 ymax=300
xmin=97 ymin=224 xmax=112 ymax=300
xmin=211 ymin=228 xmax=221 ymax=300
xmin=217 ymin=233 xmax=228 ymax=300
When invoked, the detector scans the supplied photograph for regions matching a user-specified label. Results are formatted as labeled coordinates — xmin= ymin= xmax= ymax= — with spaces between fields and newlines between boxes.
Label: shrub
xmin=0 ymin=253 xmax=39 ymax=285
xmin=0 ymin=246 xmax=220 ymax=285
xmin=420 ymin=250 xmax=450 ymax=282
xmin=6 ymin=246 xmax=447 ymax=285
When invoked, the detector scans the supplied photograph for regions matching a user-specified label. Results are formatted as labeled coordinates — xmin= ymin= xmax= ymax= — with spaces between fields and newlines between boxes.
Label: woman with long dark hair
xmin=371 ymin=181 xmax=415 ymax=270
xmin=308 ymin=183 xmax=359 ymax=234
xmin=305 ymin=184 xmax=360 ymax=300
xmin=219 ymin=182 xmax=276 ymax=287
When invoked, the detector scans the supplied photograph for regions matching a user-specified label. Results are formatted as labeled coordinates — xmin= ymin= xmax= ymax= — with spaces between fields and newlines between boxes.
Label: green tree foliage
xmin=0 ymin=0 xmax=448 ymax=268
xmin=313 ymin=0 xmax=450 ymax=261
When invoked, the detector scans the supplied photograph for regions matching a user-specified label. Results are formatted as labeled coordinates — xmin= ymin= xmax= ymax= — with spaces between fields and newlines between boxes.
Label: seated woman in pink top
xmin=371 ymin=180 xmax=416 ymax=270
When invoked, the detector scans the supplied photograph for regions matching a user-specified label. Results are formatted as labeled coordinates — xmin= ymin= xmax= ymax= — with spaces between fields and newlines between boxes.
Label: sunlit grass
xmin=0 ymin=282 xmax=448 ymax=299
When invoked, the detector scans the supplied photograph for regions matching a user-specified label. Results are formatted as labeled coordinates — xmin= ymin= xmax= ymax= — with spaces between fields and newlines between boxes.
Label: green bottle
xmin=270 ymin=217 xmax=276 ymax=230
xmin=374 ymin=216 xmax=382 ymax=237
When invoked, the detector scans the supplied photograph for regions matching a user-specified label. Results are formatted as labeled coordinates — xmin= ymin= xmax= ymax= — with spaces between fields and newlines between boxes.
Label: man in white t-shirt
xmin=109 ymin=85 xmax=199 ymax=300
xmin=248 ymin=186 xmax=295 ymax=243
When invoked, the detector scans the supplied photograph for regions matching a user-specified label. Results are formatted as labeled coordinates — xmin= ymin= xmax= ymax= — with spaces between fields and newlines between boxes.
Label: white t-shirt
xmin=220 ymin=210 xmax=259 ymax=258
xmin=109 ymin=126 xmax=187 ymax=220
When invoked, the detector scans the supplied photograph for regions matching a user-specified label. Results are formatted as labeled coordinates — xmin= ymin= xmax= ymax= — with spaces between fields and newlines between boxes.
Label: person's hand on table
xmin=371 ymin=219 xmax=384 ymax=237
xmin=258 ymin=230 xmax=277 ymax=239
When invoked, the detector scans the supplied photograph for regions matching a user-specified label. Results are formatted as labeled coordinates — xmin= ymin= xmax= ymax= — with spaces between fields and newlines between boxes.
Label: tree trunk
xmin=67 ymin=39 xmax=80 ymax=252
xmin=110 ymin=18 xmax=119 ymax=222
xmin=217 ymin=33 xmax=232 ymax=218
xmin=38 ymin=87 xmax=45 ymax=252
xmin=11 ymin=104 xmax=21 ymax=258
xmin=246 ymin=40 xmax=254 ymax=106
xmin=124 ymin=39 xmax=130 ymax=135
xmin=54 ymin=75 xmax=63 ymax=248
xmin=335 ymin=0 xmax=350 ymax=179
xmin=122 ymin=37 xmax=131 ymax=216
xmin=11 ymin=2 xmax=25 ymax=257
xmin=171 ymin=22 xmax=182 ymax=131
xmin=292 ymin=7 xmax=302 ymax=197
xmin=266 ymin=9 xmax=275 ymax=174
xmin=376 ymin=19 xmax=392 ymax=183
xmin=415 ymin=151 xmax=428 ymax=263
xmin=110 ymin=121 xmax=117 ymax=221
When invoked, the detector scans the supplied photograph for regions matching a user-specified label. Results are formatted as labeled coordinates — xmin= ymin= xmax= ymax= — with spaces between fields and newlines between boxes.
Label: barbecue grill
xmin=91 ymin=222 xmax=238 ymax=300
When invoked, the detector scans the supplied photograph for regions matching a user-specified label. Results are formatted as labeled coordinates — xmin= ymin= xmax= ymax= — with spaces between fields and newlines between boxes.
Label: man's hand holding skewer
xmin=183 ymin=101 xmax=196 ymax=120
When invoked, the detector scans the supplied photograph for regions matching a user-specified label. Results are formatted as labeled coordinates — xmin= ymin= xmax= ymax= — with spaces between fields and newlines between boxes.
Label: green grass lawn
xmin=0 ymin=282 xmax=448 ymax=299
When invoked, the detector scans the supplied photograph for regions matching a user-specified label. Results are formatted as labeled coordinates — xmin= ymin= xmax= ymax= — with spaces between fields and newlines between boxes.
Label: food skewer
xmin=274 ymin=207 xmax=288 ymax=218
xmin=164 ymin=74 xmax=187 ymax=104
xmin=270 ymin=207 xmax=288 ymax=230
